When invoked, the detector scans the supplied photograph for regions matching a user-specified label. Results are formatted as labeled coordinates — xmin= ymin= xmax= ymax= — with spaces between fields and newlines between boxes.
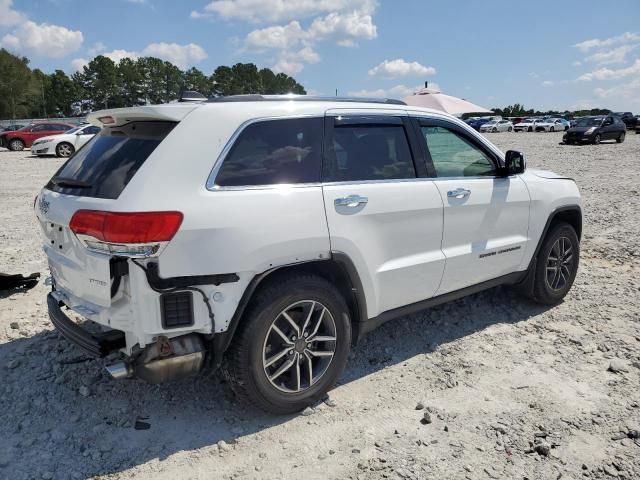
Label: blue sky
xmin=2 ymin=0 xmax=640 ymax=111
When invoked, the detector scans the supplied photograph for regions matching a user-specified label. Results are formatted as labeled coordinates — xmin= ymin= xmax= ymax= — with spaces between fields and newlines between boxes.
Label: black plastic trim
xmin=208 ymin=95 xmax=406 ymax=105
xmin=47 ymin=293 xmax=125 ymax=357
xmin=527 ymin=205 xmax=583 ymax=271
xmin=354 ymin=271 xmax=526 ymax=342
xmin=145 ymin=262 xmax=239 ymax=290
xmin=331 ymin=251 xmax=367 ymax=323
xmin=160 ymin=291 xmax=195 ymax=329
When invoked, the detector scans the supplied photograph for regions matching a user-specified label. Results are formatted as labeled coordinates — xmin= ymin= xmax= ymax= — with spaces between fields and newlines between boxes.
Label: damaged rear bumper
xmin=47 ymin=293 xmax=125 ymax=357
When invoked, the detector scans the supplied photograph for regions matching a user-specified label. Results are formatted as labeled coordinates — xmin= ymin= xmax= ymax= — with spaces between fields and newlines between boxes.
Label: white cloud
xmin=245 ymin=21 xmax=306 ymax=51
xmin=574 ymin=32 xmax=640 ymax=52
xmin=1 ymin=20 xmax=83 ymax=58
xmin=593 ymin=78 xmax=640 ymax=107
xmin=141 ymin=42 xmax=207 ymax=68
xmin=103 ymin=49 xmax=139 ymax=63
xmin=348 ymin=84 xmax=432 ymax=99
xmin=272 ymin=46 xmax=320 ymax=75
xmin=0 ymin=0 xmax=26 ymax=27
xmin=585 ymin=44 xmax=639 ymax=65
xmin=577 ymin=58 xmax=640 ymax=81
xmin=368 ymin=58 xmax=436 ymax=78
xmin=307 ymin=10 xmax=376 ymax=45
xmin=572 ymin=60 xmax=582 ymax=66
xmin=71 ymin=57 xmax=89 ymax=72
xmin=193 ymin=0 xmax=376 ymax=23
xmin=87 ymin=41 xmax=106 ymax=57
xmin=541 ymin=80 xmax=554 ymax=87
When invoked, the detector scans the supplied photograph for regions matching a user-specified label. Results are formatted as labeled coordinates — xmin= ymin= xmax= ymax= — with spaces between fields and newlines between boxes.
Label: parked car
xmin=563 ymin=115 xmax=626 ymax=144
xmin=36 ymin=95 xmax=582 ymax=413
xmin=31 ymin=124 xmax=101 ymax=157
xmin=533 ymin=118 xmax=569 ymax=132
xmin=465 ymin=117 xmax=495 ymax=131
xmin=612 ymin=112 xmax=636 ymax=129
xmin=514 ymin=118 xmax=543 ymax=132
xmin=0 ymin=124 xmax=26 ymax=133
xmin=479 ymin=119 xmax=514 ymax=132
xmin=635 ymin=117 xmax=640 ymax=134
xmin=1 ymin=122 xmax=76 ymax=151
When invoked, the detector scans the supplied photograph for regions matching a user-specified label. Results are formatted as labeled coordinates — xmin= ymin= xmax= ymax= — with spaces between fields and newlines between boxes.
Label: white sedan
xmin=535 ymin=118 xmax=569 ymax=132
xmin=31 ymin=124 xmax=101 ymax=157
xmin=479 ymin=119 xmax=514 ymax=133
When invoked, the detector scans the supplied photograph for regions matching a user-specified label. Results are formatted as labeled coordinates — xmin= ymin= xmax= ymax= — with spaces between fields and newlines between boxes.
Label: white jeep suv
xmin=35 ymin=95 xmax=582 ymax=413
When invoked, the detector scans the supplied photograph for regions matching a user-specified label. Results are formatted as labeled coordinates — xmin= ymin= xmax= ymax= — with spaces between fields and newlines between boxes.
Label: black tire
xmin=9 ymin=138 xmax=24 ymax=151
xmin=593 ymin=134 xmax=601 ymax=145
xmin=616 ymin=132 xmax=625 ymax=143
xmin=508 ymin=127 xmax=513 ymax=132
xmin=492 ymin=127 xmax=497 ymax=133
xmin=528 ymin=126 xmax=533 ymax=132
xmin=222 ymin=274 xmax=351 ymax=414
xmin=56 ymin=142 xmax=75 ymax=157
xmin=550 ymin=126 xmax=555 ymax=132
xmin=529 ymin=222 xmax=580 ymax=305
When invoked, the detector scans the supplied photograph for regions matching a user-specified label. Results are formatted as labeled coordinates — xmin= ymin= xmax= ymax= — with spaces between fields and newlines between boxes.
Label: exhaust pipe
xmin=106 ymin=362 xmax=133 ymax=379
xmin=106 ymin=334 xmax=205 ymax=384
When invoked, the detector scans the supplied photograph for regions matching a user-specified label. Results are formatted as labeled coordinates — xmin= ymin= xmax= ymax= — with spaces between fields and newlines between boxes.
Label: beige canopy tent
xmin=404 ymin=85 xmax=492 ymax=115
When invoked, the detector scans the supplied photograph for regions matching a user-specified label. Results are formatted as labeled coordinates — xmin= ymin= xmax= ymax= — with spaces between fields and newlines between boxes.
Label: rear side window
xmin=215 ymin=117 xmax=323 ymax=187
xmin=324 ymin=124 xmax=416 ymax=182
xmin=46 ymin=121 xmax=176 ymax=199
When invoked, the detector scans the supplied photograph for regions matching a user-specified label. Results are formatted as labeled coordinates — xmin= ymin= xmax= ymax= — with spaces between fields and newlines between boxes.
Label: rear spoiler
xmin=87 ymin=104 xmax=200 ymax=127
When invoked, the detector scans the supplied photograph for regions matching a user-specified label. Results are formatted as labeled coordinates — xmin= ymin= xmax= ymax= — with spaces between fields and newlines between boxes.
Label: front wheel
xmin=529 ymin=222 xmax=580 ymax=305
xmin=508 ymin=127 xmax=513 ymax=132
xmin=492 ymin=127 xmax=498 ymax=133
xmin=593 ymin=134 xmax=601 ymax=145
xmin=528 ymin=126 xmax=533 ymax=132
xmin=9 ymin=139 xmax=24 ymax=151
xmin=550 ymin=126 xmax=555 ymax=132
xmin=56 ymin=142 xmax=75 ymax=157
xmin=616 ymin=132 xmax=625 ymax=143
xmin=222 ymin=274 xmax=351 ymax=414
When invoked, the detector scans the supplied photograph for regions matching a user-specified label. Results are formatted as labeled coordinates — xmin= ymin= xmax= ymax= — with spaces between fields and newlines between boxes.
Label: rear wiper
xmin=50 ymin=176 xmax=92 ymax=189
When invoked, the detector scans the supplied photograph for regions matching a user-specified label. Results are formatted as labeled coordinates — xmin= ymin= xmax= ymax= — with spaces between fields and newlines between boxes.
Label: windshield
xmin=484 ymin=121 xmax=497 ymax=125
xmin=574 ymin=117 xmax=603 ymax=127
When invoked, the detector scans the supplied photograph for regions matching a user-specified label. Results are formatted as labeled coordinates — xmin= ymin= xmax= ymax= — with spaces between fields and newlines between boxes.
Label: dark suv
xmin=613 ymin=112 xmax=636 ymax=130
xmin=563 ymin=115 xmax=626 ymax=145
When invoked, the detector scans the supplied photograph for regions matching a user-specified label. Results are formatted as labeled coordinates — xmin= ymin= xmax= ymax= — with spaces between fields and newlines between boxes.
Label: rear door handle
xmin=447 ymin=188 xmax=471 ymax=199
xmin=334 ymin=195 xmax=368 ymax=208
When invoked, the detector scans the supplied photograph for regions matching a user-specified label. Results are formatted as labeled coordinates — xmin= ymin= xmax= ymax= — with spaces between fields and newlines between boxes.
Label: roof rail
xmin=207 ymin=94 xmax=407 ymax=106
xmin=179 ymin=90 xmax=208 ymax=102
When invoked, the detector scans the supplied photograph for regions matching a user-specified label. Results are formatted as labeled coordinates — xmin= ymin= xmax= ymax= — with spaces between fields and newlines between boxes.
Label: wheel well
xmin=550 ymin=208 xmax=582 ymax=239
xmin=250 ymin=260 xmax=361 ymax=336
xmin=9 ymin=137 xmax=24 ymax=144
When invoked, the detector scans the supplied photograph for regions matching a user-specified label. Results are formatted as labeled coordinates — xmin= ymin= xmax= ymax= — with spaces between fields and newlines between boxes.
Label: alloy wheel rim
xmin=545 ymin=236 xmax=574 ymax=291
xmin=262 ymin=300 xmax=337 ymax=394
xmin=59 ymin=144 xmax=72 ymax=156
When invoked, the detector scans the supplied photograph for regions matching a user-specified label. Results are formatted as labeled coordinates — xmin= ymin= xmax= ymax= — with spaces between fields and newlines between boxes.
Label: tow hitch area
xmin=106 ymin=334 xmax=205 ymax=384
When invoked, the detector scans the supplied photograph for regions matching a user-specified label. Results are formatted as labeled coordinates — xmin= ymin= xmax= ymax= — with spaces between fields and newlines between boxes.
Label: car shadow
xmin=1 ymin=285 xmax=552 ymax=478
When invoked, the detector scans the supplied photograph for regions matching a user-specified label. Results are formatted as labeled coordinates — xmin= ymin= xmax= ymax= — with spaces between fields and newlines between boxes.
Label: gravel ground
xmin=1 ymin=131 xmax=639 ymax=480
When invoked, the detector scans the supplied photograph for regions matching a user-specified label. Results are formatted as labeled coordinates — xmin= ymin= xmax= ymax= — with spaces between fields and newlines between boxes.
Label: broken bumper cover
xmin=47 ymin=293 xmax=125 ymax=357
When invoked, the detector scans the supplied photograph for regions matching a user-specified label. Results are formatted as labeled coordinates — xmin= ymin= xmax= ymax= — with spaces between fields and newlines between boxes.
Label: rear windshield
xmin=46 ymin=121 xmax=176 ymax=199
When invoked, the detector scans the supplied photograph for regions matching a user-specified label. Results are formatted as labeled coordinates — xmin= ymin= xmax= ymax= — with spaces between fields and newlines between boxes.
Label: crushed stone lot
xmin=1 ymin=132 xmax=639 ymax=480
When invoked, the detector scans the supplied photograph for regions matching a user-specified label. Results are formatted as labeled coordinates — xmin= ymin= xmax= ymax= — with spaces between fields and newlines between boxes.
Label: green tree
xmin=211 ymin=63 xmax=305 ymax=96
xmin=117 ymin=57 xmax=145 ymax=107
xmin=184 ymin=67 xmax=213 ymax=96
xmin=0 ymin=49 xmax=34 ymax=119
xmin=81 ymin=55 xmax=119 ymax=109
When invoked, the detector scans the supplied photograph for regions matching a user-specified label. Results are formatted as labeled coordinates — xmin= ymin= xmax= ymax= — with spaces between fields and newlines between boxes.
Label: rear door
xmin=321 ymin=110 xmax=445 ymax=318
xmin=413 ymin=117 xmax=530 ymax=295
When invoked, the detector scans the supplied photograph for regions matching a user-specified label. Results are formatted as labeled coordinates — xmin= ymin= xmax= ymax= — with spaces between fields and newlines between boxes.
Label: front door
xmin=322 ymin=111 xmax=445 ymax=318
xmin=415 ymin=118 xmax=530 ymax=295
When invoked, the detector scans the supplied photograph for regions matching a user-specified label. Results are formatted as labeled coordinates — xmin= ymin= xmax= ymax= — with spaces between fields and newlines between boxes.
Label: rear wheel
xmin=616 ymin=131 xmax=625 ymax=143
xmin=528 ymin=126 xmax=533 ymax=132
xmin=222 ymin=274 xmax=351 ymax=414
xmin=9 ymin=139 xmax=24 ymax=151
xmin=56 ymin=142 xmax=74 ymax=157
xmin=527 ymin=222 xmax=580 ymax=305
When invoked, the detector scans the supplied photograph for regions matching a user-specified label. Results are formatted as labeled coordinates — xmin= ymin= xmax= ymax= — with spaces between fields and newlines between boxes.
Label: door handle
xmin=334 ymin=195 xmax=368 ymax=208
xmin=447 ymin=188 xmax=471 ymax=199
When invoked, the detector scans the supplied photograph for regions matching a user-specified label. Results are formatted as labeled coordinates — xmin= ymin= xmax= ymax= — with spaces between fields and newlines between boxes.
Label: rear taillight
xmin=70 ymin=210 xmax=183 ymax=257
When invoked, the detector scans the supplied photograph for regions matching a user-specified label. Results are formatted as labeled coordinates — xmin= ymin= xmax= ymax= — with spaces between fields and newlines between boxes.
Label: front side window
xmin=324 ymin=124 xmax=416 ymax=182
xmin=216 ymin=117 xmax=323 ymax=187
xmin=421 ymin=126 xmax=496 ymax=177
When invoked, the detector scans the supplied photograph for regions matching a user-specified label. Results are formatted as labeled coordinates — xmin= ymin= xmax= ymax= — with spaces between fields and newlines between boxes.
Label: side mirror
xmin=75 ymin=131 xmax=83 ymax=135
xmin=503 ymin=150 xmax=526 ymax=176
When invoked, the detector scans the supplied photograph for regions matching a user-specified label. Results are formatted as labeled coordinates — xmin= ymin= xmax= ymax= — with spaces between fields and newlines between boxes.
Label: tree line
xmin=0 ymin=48 xmax=306 ymax=119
